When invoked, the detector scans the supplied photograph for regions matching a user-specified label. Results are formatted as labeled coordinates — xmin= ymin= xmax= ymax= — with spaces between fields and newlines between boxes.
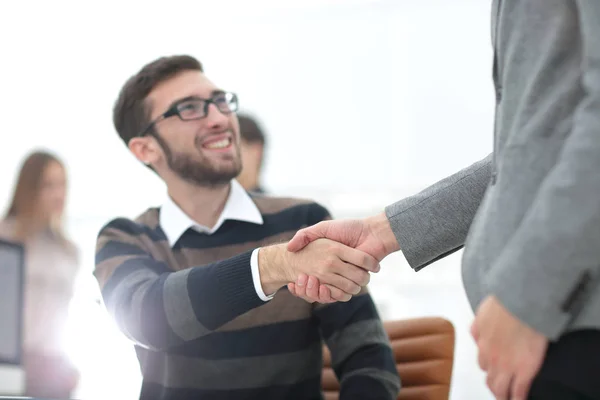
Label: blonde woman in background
xmin=0 ymin=151 xmax=80 ymax=399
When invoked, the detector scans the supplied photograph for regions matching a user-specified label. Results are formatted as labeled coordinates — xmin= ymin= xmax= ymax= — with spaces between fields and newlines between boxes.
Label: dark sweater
xmin=94 ymin=196 xmax=400 ymax=400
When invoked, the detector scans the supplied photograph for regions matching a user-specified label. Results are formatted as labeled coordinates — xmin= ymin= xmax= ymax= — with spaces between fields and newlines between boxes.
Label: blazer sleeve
xmin=384 ymin=154 xmax=492 ymax=271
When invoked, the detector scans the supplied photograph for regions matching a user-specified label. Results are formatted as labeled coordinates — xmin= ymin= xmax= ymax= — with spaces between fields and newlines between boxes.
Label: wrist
xmin=367 ymin=212 xmax=400 ymax=257
xmin=258 ymin=244 xmax=288 ymax=295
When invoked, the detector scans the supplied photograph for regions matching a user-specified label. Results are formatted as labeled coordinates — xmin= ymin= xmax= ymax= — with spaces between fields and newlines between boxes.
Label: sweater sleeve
xmin=94 ymin=218 xmax=267 ymax=351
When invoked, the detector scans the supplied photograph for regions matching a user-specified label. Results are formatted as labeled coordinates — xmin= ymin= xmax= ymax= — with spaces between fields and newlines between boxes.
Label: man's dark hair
xmin=113 ymin=55 xmax=203 ymax=145
xmin=237 ymin=114 xmax=266 ymax=145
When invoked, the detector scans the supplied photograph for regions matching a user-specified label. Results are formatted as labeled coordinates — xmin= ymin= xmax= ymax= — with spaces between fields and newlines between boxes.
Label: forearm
xmin=99 ymin=250 xmax=270 ymax=350
xmin=385 ymin=154 xmax=492 ymax=270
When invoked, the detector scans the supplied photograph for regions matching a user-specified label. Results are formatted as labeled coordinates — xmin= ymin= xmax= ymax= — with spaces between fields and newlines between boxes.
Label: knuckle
xmin=325 ymin=256 xmax=337 ymax=268
xmin=332 ymin=288 xmax=350 ymax=302
xmin=326 ymin=242 xmax=338 ymax=253
xmin=340 ymin=280 xmax=353 ymax=293
xmin=331 ymin=292 xmax=344 ymax=301
xmin=485 ymin=374 xmax=494 ymax=390
xmin=316 ymin=264 xmax=328 ymax=276
xmin=512 ymin=381 xmax=527 ymax=398
xmin=478 ymin=338 xmax=491 ymax=355
xmin=328 ymin=288 xmax=340 ymax=300
xmin=363 ymin=254 xmax=375 ymax=270
xmin=359 ymin=253 xmax=368 ymax=268
xmin=358 ymin=270 xmax=369 ymax=286
xmin=488 ymin=350 xmax=501 ymax=366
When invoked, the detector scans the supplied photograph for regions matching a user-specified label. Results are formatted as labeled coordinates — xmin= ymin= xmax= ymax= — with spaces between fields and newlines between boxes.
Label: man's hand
xmin=471 ymin=296 xmax=548 ymax=400
xmin=259 ymin=238 xmax=380 ymax=301
xmin=287 ymin=213 xmax=399 ymax=261
xmin=287 ymin=213 xmax=400 ymax=303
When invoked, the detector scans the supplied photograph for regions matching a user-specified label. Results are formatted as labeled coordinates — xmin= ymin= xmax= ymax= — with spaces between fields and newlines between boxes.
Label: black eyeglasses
xmin=139 ymin=91 xmax=239 ymax=136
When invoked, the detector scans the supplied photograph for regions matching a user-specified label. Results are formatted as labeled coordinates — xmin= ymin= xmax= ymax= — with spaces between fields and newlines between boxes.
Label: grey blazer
xmin=385 ymin=0 xmax=600 ymax=340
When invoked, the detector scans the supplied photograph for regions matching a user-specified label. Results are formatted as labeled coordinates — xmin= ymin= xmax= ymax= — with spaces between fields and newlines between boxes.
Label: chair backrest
xmin=322 ymin=317 xmax=455 ymax=400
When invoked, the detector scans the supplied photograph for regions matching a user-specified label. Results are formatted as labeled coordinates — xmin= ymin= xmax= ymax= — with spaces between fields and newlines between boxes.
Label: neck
xmin=167 ymin=178 xmax=231 ymax=228
xmin=238 ymin=170 xmax=261 ymax=192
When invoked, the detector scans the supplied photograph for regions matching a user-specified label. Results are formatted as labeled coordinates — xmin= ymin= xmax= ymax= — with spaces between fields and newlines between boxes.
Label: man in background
xmin=237 ymin=113 xmax=267 ymax=194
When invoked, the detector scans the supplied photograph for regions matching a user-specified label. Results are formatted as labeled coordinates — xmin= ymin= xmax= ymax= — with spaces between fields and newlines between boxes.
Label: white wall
xmin=0 ymin=1 xmax=495 ymax=398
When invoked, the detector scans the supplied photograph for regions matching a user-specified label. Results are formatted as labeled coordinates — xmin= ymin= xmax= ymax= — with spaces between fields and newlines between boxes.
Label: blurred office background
xmin=0 ymin=0 xmax=494 ymax=398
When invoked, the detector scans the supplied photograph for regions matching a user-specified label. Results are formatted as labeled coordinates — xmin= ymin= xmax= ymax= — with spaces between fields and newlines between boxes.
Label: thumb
xmin=287 ymin=224 xmax=326 ymax=252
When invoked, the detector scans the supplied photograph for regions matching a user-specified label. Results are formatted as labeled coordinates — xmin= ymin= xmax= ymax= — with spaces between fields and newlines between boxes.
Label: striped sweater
xmin=94 ymin=196 xmax=400 ymax=400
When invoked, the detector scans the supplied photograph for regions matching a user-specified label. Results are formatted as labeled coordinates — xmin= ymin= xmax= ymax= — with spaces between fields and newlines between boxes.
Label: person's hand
xmin=287 ymin=213 xmax=398 ymax=261
xmin=287 ymin=213 xmax=400 ymax=303
xmin=471 ymin=296 xmax=548 ymax=400
xmin=288 ymin=273 xmax=335 ymax=304
xmin=259 ymin=238 xmax=379 ymax=301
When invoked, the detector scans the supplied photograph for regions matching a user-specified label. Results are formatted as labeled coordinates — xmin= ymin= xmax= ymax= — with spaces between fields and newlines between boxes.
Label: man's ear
xmin=128 ymin=136 xmax=161 ymax=166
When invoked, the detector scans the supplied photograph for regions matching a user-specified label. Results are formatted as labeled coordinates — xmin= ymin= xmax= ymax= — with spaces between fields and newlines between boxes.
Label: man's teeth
xmin=205 ymin=139 xmax=230 ymax=149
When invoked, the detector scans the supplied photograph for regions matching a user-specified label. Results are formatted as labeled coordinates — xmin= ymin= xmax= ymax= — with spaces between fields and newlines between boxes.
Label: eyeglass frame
xmin=138 ymin=90 xmax=239 ymax=137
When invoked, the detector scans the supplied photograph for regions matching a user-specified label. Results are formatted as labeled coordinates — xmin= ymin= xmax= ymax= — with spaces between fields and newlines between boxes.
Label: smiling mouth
xmin=202 ymin=137 xmax=232 ymax=150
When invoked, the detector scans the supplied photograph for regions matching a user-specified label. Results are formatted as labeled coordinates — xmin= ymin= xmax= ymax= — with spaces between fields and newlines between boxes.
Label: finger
xmin=324 ymin=284 xmax=352 ymax=302
xmin=287 ymin=282 xmax=296 ymax=295
xmin=338 ymin=247 xmax=380 ymax=273
xmin=287 ymin=282 xmax=315 ymax=303
xmin=305 ymin=276 xmax=321 ymax=301
xmin=325 ymin=255 xmax=371 ymax=287
xmin=320 ymin=270 xmax=361 ymax=296
xmin=487 ymin=369 xmax=512 ymax=400
xmin=511 ymin=366 xmax=538 ymax=400
xmin=477 ymin=345 xmax=489 ymax=372
xmin=294 ymin=274 xmax=309 ymax=297
xmin=296 ymin=273 xmax=308 ymax=288
xmin=333 ymin=263 xmax=371 ymax=288
xmin=318 ymin=284 xmax=335 ymax=303
xmin=287 ymin=222 xmax=327 ymax=252
xmin=288 ymin=282 xmax=317 ymax=303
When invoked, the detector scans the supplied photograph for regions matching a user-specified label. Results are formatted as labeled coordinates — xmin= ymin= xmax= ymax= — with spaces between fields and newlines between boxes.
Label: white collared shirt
xmin=160 ymin=179 xmax=273 ymax=301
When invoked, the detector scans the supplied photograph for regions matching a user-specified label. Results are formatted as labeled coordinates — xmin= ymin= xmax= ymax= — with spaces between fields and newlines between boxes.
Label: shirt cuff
xmin=251 ymin=248 xmax=275 ymax=302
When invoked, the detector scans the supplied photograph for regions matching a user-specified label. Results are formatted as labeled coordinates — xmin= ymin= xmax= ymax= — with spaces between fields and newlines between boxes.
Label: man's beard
xmin=154 ymin=133 xmax=242 ymax=187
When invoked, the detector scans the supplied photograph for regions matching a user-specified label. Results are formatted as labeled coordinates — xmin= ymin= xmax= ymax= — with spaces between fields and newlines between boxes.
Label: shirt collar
xmin=160 ymin=179 xmax=263 ymax=247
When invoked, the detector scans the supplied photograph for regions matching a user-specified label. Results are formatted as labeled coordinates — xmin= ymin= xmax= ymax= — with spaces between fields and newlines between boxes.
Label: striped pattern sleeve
xmin=314 ymin=292 xmax=401 ymax=399
xmin=94 ymin=218 xmax=266 ymax=351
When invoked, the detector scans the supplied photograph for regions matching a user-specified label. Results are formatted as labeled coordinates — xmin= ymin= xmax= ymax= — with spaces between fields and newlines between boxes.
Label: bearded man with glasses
xmin=94 ymin=55 xmax=400 ymax=400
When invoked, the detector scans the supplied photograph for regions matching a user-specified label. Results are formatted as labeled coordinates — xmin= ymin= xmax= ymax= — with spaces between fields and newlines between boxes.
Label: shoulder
xmin=97 ymin=208 xmax=162 ymax=244
xmin=0 ymin=218 xmax=16 ymax=241
xmin=250 ymin=194 xmax=331 ymax=225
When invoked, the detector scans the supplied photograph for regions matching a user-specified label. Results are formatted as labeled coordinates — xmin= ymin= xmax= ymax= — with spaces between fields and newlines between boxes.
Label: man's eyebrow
xmin=166 ymin=95 xmax=199 ymax=110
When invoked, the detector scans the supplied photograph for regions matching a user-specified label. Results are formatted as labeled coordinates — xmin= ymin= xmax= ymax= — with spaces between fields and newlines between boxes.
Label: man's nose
xmin=204 ymin=103 xmax=229 ymax=129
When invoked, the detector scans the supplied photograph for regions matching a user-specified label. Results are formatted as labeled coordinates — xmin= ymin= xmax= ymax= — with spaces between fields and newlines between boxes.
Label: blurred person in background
xmin=0 ymin=151 xmax=80 ymax=399
xmin=236 ymin=113 xmax=267 ymax=193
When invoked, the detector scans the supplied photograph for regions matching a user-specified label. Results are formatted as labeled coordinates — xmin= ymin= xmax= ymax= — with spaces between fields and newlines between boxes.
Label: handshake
xmin=258 ymin=213 xmax=400 ymax=302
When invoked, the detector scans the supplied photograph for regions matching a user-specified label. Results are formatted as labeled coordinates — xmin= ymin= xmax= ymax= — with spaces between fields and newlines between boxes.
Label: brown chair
xmin=322 ymin=317 xmax=455 ymax=400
